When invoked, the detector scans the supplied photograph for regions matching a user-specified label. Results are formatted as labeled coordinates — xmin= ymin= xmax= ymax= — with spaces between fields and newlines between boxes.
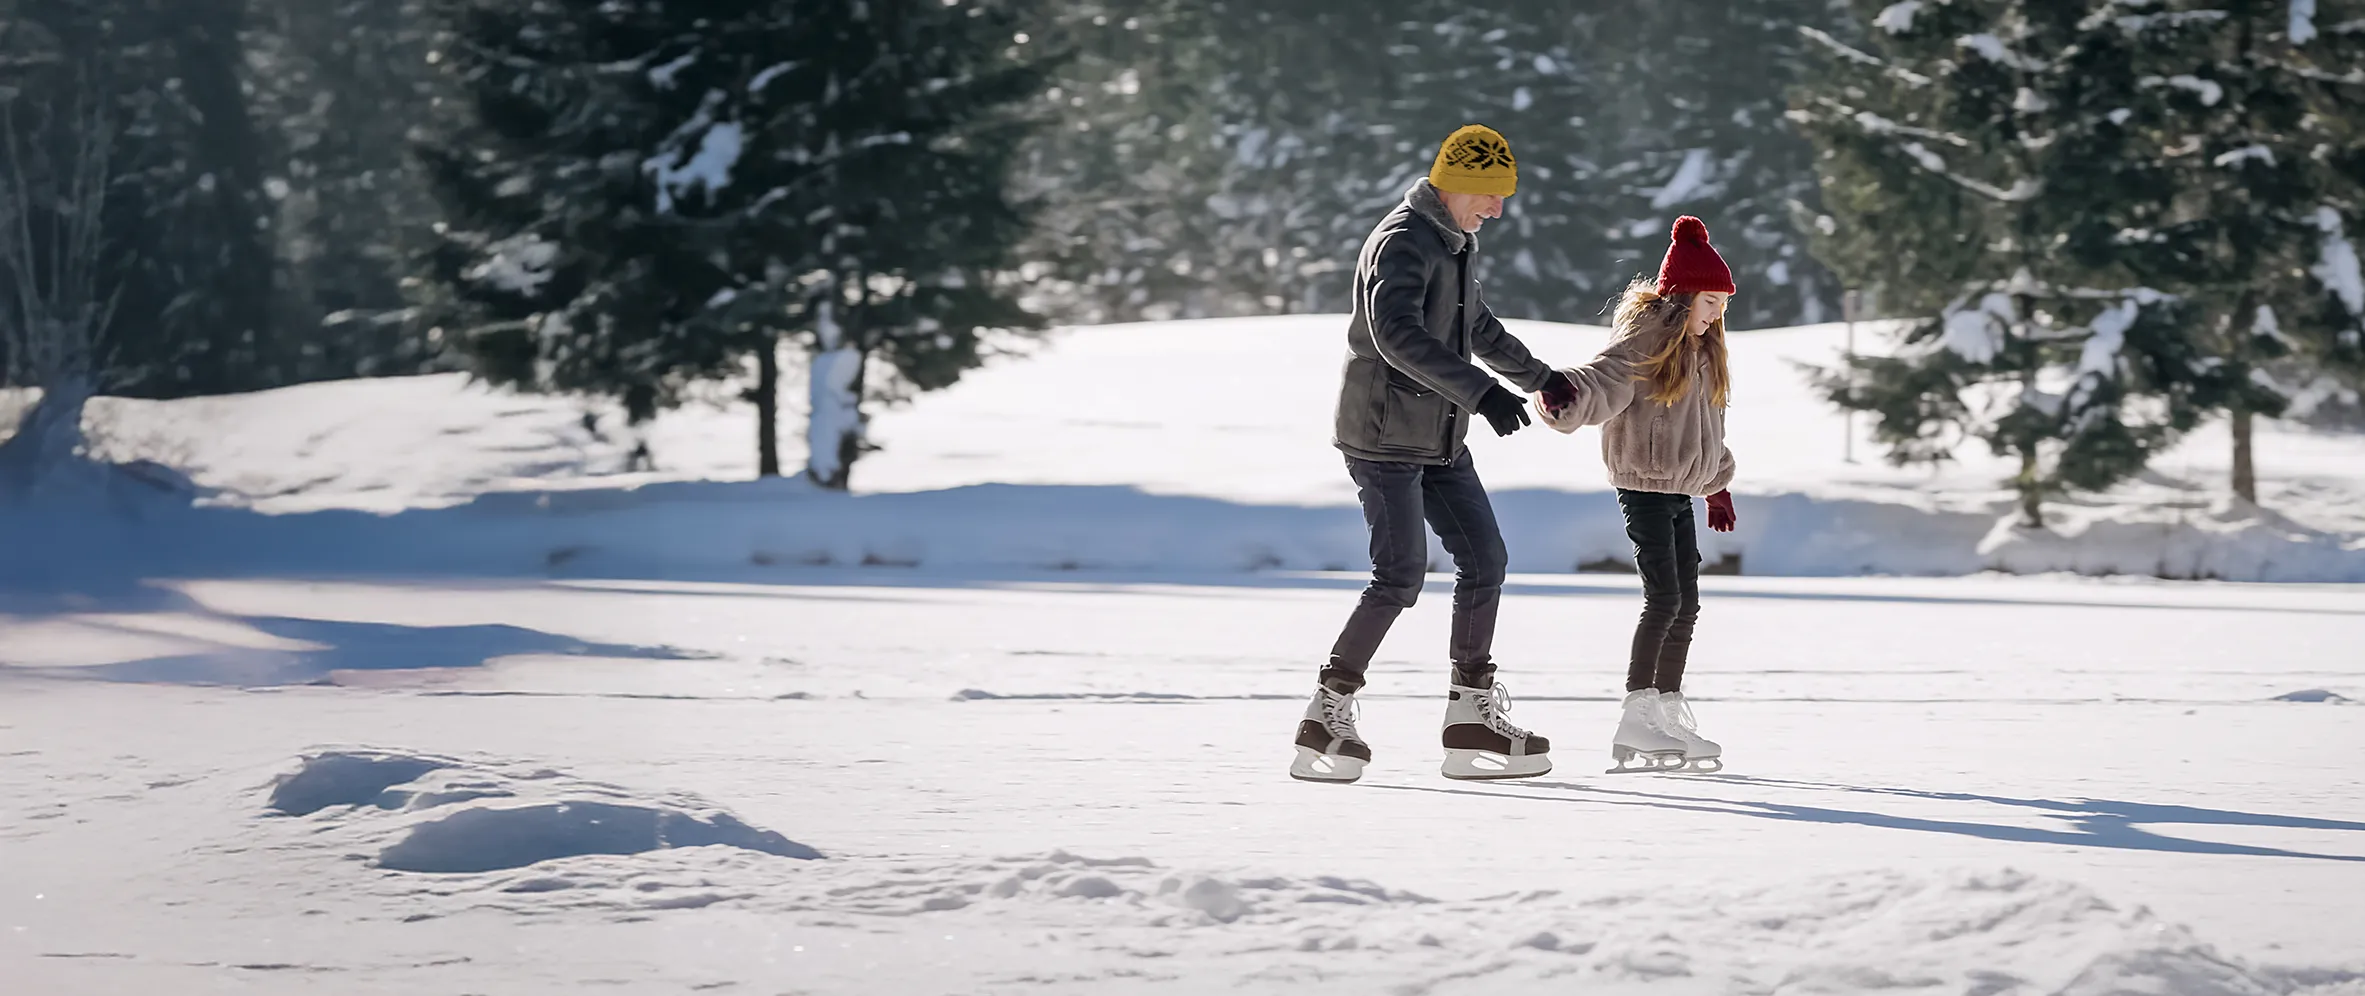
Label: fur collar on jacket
xmin=1406 ymin=178 xmax=1476 ymax=254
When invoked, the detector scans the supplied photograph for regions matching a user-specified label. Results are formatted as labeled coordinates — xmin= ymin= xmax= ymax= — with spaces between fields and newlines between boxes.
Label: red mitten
xmin=1706 ymin=490 xmax=1736 ymax=533
xmin=1538 ymin=371 xmax=1579 ymax=415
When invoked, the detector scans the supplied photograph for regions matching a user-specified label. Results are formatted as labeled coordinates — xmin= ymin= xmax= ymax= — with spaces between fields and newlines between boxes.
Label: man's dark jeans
xmin=1323 ymin=450 xmax=1507 ymax=691
xmin=1617 ymin=488 xmax=1702 ymax=693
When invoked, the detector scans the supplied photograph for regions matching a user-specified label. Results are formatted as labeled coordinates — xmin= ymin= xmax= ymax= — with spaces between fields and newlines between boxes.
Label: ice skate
xmin=1656 ymin=691 xmax=1723 ymax=773
xmin=1607 ymin=689 xmax=1689 ymax=774
xmin=1440 ymin=679 xmax=1552 ymax=780
xmin=1291 ymin=680 xmax=1370 ymax=783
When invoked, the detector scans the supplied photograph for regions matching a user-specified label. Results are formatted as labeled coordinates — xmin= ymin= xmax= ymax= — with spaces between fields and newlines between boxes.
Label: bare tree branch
xmin=0 ymin=64 xmax=118 ymax=489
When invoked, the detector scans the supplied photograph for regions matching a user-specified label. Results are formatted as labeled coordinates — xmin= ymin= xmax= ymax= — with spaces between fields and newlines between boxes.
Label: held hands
xmin=1475 ymin=384 xmax=1532 ymax=437
xmin=1706 ymin=490 xmax=1737 ymax=533
xmin=1537 ymin=370 xmax=1579 ymax=417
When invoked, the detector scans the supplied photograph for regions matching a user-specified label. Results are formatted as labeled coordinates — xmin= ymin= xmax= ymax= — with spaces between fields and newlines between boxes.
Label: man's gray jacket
xmin=1333 ymin=179 xmax=1555 ymax=466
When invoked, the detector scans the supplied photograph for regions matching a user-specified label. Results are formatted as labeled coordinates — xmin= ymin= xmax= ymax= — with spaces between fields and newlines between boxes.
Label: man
xmin=1290 ymin=124 xmax=1578 ymax=784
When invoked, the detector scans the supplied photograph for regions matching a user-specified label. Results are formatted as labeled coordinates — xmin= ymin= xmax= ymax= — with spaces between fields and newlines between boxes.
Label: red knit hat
xmin=1655 ymin=216 xmax=1736 ymax=297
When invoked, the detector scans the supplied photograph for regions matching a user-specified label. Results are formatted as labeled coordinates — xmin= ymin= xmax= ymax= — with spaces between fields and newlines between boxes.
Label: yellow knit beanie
xmin=1429 ymin=124 xmax=1517 ymax=197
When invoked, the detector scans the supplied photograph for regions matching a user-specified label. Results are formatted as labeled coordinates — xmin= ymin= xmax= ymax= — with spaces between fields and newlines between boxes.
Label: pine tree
xmin=1021 ymin=0 xmax=1420 ymax=322
xmin=2087 ymin=0 xmax=2365 ymax=503
xmin=764 ymin=0 xmax=1052 ymax=488
xmin=1023 ymin=0 xmax=1846 ymax=328
xmin=247 ymin=0 xmax=441 ymax=380
xmin=1792 ymin=0 xmax=2242 ymax=526
xmin=1464 ymin=0 xmax=1843 ymax=327
xmin=1017 ymin=0 xmax=1247 ymax=322
xmin=417 ymin=0 xmax=1050 ymax=488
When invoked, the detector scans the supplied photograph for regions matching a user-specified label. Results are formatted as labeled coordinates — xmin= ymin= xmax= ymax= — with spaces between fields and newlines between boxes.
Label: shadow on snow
xmin=4 ymin=584 xmax=705 ymax=687
xmin=1372 ymin=775 xmax=2365 ymax=863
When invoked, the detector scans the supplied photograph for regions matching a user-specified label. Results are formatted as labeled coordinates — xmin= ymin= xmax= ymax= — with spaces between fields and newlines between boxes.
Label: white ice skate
xmin=1290 ymin=682 xmax=1370 ymax=783
xmin=1440 ymin=681 xmax=1552 ymax=780
xmin=1656 ymin=691 xmax=1723 ymax=773
xmin=1607 ymin=689 xmax=1690 ymax=774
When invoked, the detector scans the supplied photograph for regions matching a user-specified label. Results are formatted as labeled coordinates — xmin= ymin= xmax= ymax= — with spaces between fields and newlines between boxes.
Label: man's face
xmin=1440 ymin=192 xmax=1506 ymax=233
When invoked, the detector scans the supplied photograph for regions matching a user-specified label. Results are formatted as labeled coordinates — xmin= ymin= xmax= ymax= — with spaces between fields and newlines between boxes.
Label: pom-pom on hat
xmin=1654 ymin=215 xmax=1736 ymax=297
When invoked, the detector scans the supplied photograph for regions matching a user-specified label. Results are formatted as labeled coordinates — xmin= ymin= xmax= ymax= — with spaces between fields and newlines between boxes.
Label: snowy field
xmin=4 ymin=315 xmax=2364 ymax=993
xmin=14 ymin=315 xmax=2365 ymax=582
xmin=3 ymin=571 xmax=2363 ymax=994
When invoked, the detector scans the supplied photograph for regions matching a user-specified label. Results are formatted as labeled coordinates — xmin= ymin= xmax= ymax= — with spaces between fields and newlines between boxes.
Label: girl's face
xmin=1686 ymin=292 xmax=1730 ymax=336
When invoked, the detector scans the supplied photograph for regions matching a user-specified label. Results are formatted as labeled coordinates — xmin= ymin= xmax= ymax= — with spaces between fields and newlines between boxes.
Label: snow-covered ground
xmin=4 ymin=572 xmax=2363 ymax=993
xmin=4 ymin=315 xmax=2364 ymax=992
xmin=9 ymin=315 xmax=2365 ymax=582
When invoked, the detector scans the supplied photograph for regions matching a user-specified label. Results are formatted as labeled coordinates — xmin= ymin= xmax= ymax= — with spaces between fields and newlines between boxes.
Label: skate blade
xmin=1290 ymin=746 xmax=1366 ymax=784
xmin=1605 ymin=747 xmax=1688 ymax=774
xmin=1604 ymin=755 xmax=1723 ymax=774
xmin=1440 ymin=748 xmax=1552 ymax=781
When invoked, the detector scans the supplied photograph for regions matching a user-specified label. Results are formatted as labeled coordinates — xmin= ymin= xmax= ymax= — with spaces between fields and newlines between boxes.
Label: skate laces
xmin=1658 ymin=693 xmax=1699 ymax=735
xmin=1477 ymin=683 xmax=1531 ymax=739
xmin=1321 ymin=689 xmax=1363 ymax=741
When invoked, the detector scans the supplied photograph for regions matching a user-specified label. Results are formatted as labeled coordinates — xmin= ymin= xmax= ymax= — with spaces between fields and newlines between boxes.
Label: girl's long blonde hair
xmin=1613 ymin=278 xmax=1730 ymax=408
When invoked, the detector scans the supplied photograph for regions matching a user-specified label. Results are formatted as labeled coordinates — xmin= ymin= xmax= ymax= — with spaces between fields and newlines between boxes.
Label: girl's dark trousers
xmin=1616 ymin=489 xmax=1701 ymax=693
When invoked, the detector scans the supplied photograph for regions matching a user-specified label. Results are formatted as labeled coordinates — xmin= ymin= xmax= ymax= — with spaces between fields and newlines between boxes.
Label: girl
xmin=1535 ymin=215 xmax=1738 ymax=774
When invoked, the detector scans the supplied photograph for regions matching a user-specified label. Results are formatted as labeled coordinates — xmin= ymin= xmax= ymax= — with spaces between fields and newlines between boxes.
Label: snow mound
xmin=762 ymin=855 xmax=2363 ymax=992
xmin=257 ymin=750 xmax=819 ymax=876
xmin=793 ymin=849 xmax=1429 ymax=924
xmin=378 ymin=801 xmax=820 ymax=873
xmin=1981 ymin=498 xmax=2365 ymax=582
xmin=267 ymin=750 xmax=452 ymax=816
xmin=2272 ymin=689 xmax=2351 ymax=703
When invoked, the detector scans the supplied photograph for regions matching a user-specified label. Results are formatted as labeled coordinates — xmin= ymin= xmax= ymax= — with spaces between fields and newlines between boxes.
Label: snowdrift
xmin=242 ymin=751 xmax=2362 ymax=993
xmin=6 ymin=469 xmax=2362 ymax=585
xmin=264 ymin=749 xmax=822 ymax=873
xmin=6 ymin=315 xmax=2363 ymax=582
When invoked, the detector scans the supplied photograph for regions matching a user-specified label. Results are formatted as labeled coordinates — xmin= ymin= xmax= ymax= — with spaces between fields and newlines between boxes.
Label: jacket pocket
xmin=1380 ymin=377 xmax=1449 ymax=454
xmin=1646 ymin=405 xmax=1666 ymax=474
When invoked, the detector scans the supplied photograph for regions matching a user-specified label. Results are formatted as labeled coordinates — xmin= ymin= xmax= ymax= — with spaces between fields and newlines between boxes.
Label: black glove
xmin=1474 ymin=383 xmax=1532 ymax=437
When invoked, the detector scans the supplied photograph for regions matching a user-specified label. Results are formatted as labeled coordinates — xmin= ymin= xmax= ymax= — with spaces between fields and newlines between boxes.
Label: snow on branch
xmin=1800 ymin=26 xmax=1883 ymax=65
xmin=643 ymin=90 xmax=744 ymax=214
xmin=1875 ymin=1 xmax=1923 ymax=34
xmin=2252 ymin=304 xmax=2295 ymax=348
xmin=465 ymin=234 xmax=558 ymax=295
xmin=2140 ymin=74 xmax=2225 ymax=105
xmin=2101 ymin=9 xmax=2231 ymax=33
xmin=2212 ymin=144 xmax=2275 ymax=167
xmin=1898 ymin=141 xmax=2042 ymax=201
xmin=2066 ymin=299 xmax=2140 ymax=412
xmin=2285 ymin=62 xmax=2365 ymax=85
xmin=648 ymin=50 xmax=698 ymax=90
xmin=1651 ymin=148 xmax=1718 ymax=209
xmin=1799 ymin=26 xmax=1933 ymax=85
xmin=1815 ymin=98 xmax=1972 ymax=145
xmin=1957 ymin=34 xmax=2047 ymax=71
xmin=2313 ymin=206 xmax=2364 ymax=316
xmin=2291 ymin=0 xmax=2319 ymax=44
xmin=1941 ymin=291 xmax=2015 ymax=363
xmin=750 ymin=62 xmax=794 ymax=94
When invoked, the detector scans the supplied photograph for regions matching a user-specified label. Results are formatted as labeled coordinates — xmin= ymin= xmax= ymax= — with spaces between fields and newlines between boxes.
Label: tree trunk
xmin=0 ymin=376 xmax=94 ymax=497
xmin=166 ymin=0 xmax=280 ymax=389
xmin=753 ymin=334 xmax=780 ymax=478
xmin=2231 ymin=405 xmax=2257 ymax=504
xmin=2016 ymin=447 xmax=2044 ymax=529
xmin=806 ymin=299 xmax=866 ymax=490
